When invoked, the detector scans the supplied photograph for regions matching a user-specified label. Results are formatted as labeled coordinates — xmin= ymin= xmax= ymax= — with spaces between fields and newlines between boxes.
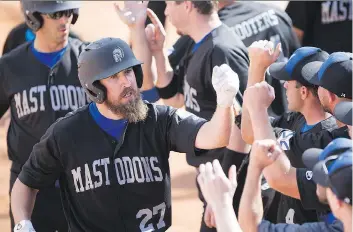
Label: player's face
xmin=283 ymin=80 xmax=304 ymax=111
xmin=318 ymin=87 xmax=332 ymax=114
xmin=100 ymin=68 xmax=148 ymax=123
xmin=40 ymin=10 xmax=73 ymax=44
xmin=316 ymin=185 xmax=328 ymax=204
xmin=165 ymin=1 xmax=187 ymax=33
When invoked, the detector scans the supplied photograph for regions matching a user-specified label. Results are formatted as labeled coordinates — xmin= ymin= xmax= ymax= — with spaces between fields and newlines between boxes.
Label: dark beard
xmin=105 ymin=89 xmax=148 ymax=123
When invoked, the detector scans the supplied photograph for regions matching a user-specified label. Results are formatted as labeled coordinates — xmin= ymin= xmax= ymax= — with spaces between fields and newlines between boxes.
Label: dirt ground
xmin=0 ymin=2 xmax=287 ymax=231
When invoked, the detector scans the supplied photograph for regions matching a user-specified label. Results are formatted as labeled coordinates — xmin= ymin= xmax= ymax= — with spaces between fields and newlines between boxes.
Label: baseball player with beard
xmin=10 ymin=37 xmax=239 ymax=232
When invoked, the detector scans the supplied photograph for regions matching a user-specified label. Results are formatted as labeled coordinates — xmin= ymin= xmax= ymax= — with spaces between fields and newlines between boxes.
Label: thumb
xmin=145 ymin=24 xmax=155 ymax=40
xmin=272 ymin=43 xmax=282 ymax=61
xmin=228 ymin=165 xmax=237 ymax=188
xmin=114 ymin=2 xmax=123 ymax=14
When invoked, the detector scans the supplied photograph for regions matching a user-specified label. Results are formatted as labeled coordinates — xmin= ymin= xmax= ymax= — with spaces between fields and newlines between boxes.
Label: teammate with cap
xmin=0 ymin=1 xmax=87 ymax=231
xmin=241 ymin=42 xmax=341 ymax=224
xmin=10 ymin=37 xmax=239 ymax=232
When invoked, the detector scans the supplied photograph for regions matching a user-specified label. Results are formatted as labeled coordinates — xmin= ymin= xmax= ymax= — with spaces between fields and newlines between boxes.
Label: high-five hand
xmin=145 ymin=8 xmax=166 ymax=53
xmin=212 ymin=64 xmax=240 ymax=108
xmin=114 ymin=1 xmax=148 ymax=28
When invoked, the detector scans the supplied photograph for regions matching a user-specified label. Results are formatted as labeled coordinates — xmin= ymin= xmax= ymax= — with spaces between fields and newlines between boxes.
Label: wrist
xmin=14 ymin=220 xmax=34 ymax=232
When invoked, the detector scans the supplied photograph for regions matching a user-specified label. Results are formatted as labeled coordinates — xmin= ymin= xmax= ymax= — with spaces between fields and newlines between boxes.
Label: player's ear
xmin=300 ymin=86 xmax=308 ymax=100
xmin=326 ymin=188 xmax=342 ymax=212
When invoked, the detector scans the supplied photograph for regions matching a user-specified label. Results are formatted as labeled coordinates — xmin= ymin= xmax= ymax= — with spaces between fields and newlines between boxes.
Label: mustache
xmin=120 ymin=87 xmax=136 ymax=98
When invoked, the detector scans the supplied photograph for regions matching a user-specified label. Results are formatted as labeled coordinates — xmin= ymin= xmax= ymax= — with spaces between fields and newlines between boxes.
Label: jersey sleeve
xmin=166 ymin=108 xmax=207 ymax=155
xmin=0 ymin=60 xmax=9 ymax=118
xmin=18 ymin=123 xmax=63 ymax=189
xmin=211 ymin=45 xmax=249 ymax=96
xmin=258 ymin=220 xmax=339 ymax=232
xmin=296 ymin=168 xmax=331 ymax=211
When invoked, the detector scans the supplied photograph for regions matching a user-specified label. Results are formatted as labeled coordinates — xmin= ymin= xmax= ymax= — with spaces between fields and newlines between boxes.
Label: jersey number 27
xmin=136 ymin=202 xmax=166 ymax=231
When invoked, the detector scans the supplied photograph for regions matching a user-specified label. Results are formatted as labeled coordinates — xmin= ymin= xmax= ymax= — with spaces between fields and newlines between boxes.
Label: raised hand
xmin=243 ymin=81 xmax=275 ymax=113
xmin=145 ymin=8 xmax=166 ymax=53
xmin=114 ymin=1 xmax=148 ymax=28
xmin=197 ymin=160 xmax=237 ymax=210
xmin=248 ymin=40 xmax=282 ymax=70
xmin=212 ymin=64 xmax=240 ymax=108
xmin=250 ymin=139 xmax=283 ymax=170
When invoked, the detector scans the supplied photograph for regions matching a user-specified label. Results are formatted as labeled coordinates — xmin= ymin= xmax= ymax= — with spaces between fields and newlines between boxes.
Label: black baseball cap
xmin=302 ymin=138 xmax=352 ymax=171
xmin=268 ymin=47 xmax=329 ymax=86
xmin=312 ymin=150 xmax=352 ymax=205
xmin=334 ymin=101 xmax=353 ymax=126
xmin=302 ymin=52 xmax=353 ymax=99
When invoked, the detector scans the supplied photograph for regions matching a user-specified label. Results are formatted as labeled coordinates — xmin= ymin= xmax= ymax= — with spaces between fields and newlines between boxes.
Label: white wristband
xmin=14 ymin=220 xmax=35 ymax=232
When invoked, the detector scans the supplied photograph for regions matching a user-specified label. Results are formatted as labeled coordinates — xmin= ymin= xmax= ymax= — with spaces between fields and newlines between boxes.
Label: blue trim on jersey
xmin=192 ymin=27 xmax=218 ymax=53
xmin=30 ymin=43 xmax=67 ymax=68
xmin=25 ymin=29 xmax=36 ymax=42
xmin=301 ymin=122 xmax=317 ymax=133
xmin=141 ymin=87 xmax=160 ymax=103
xmin=89 ymin=103 xmax=127 ymax=140
xmin=319 ymin=212 xmax=337 ymax=224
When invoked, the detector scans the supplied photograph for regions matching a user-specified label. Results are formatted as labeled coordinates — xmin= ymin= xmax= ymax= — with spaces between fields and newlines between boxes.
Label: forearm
xmin=153 ymin=50 xmax=174 ymax=88
xmin=195 ymin=106 xmax=233 ymax=149
xmin=130 ymin=26 xmax=154 ymax=90
xmin=213 ymin=204 xmax=242 ymax=232
xmin=11 ymin=179 xmax=38 ymax=223
xmin=249 ymin=108 xmax=276 ymax=141
xmin=228 ymin=123 xmax=251 ymax=153
xmin=238 ymin=163 xmax=263 ymax=232
xmin=241 ymin=65 xmax=267 ymax=144
xmin=263 ymin=156 xmax=300 ymax=199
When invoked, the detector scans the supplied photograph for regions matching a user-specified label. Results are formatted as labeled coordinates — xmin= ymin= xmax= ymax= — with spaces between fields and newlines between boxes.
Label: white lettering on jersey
xmin=184 ymin=79 xmax=200 ymax=112
xmin=72 ymin=156 xmax=164 ymax=193
xmin=71 ymin=167 xmax=85 ymax=193
xmin=322 ymin=0 xmax=352 ymax=24
xmin=277 ymin=129 xmax=295 ymax=151
xmin=232 ymin=9 xmax=279 ymax=40
xmin=13 ymin=85 xmax=88 ymax=119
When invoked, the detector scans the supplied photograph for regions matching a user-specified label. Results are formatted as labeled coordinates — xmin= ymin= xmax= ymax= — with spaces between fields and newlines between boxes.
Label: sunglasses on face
xmin=45 ymin=9 xmax=74 ymax=20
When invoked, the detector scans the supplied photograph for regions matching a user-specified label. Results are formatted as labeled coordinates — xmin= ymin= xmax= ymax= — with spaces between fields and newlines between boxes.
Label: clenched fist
xmin=212 ymin=64 xmax=240 ymax=108
xmin=248 ymin=40 xmax=282 ymax=70
xmin=244 ymin=81 xmax=275 ymax=113
xmin=250 ymin=139 xmax=283 ymax=170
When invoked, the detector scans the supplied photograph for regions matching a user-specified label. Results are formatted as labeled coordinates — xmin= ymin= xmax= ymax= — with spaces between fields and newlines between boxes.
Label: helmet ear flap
xmin=25 ymin=12 xmax=43 ymax=32
xmin=71 ymin=9 xmax=79 ymax=24
xmin=85 ymin=81 xmax=107 ymax=104
xmin=133 ymin=65 xmax=143 ymax=88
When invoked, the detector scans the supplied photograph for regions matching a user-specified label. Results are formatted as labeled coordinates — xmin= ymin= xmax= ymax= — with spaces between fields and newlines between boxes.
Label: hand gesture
xmin=243 ymin=81 xmax=275 ymax=113
xmin=114 ymin=1 xmax=148 ymax=28
xmin=145 ymin=8 xmax=166 ymax=53
xmin=212 ymin=64 xmax=240 ymax=108
xmin=250 ymin=139 xmax=283 ymax=170
xmin=197 ymin=160 xmax=237 ymax=210
xmin=204 ymin=204 xmax=216 ymax=228
xmin=248 ymin=40 xmax=282 ymax=70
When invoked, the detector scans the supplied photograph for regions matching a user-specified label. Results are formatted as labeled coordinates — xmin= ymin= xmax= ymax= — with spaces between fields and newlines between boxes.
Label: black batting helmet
xmin=21 ymin=0 xmax=80 ymax=32
xmin=78 ymin=38 xmax=144 ymax=104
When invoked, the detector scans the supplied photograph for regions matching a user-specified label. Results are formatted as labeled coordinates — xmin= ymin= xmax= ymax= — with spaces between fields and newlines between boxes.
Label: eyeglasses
xmin=45 ymin=9 xmax=74 ymax=20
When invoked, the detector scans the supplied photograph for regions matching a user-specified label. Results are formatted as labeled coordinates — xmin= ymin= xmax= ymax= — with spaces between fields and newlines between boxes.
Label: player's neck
xmin=95 ymin=103 xmax=125 ymax=120
xmin=301 ymin=102 xmax=329 ymax=125
xmin=34 ymin=34 xmax=68 ymax=53
xmin=188 ymin=13 xmax=222 ymax=43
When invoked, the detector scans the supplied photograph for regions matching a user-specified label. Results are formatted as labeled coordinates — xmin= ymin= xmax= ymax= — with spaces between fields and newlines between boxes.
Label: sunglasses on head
xmin=45 ymin=9 xmax=74 ymax=20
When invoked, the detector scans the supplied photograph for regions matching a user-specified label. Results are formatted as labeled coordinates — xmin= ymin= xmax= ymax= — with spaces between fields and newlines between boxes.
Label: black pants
xmin=9 ymin=169 xmax=68 ymax=232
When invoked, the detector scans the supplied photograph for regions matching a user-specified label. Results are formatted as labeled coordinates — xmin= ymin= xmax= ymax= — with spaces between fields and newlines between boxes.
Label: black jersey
xmin=286 ymin=0 xmax=352 ymax=53
xmin=179 ymin=24 xmax=249 ymax=166
xmin=2 ymin=22 xmax=81 ymax=55
xmin=270 ymin=112 xmax=339 ymax=224
xmin=19 ymin=103 xmax=207 ymax=232
xmin=0 ymin=38 xmax=89 ymax=171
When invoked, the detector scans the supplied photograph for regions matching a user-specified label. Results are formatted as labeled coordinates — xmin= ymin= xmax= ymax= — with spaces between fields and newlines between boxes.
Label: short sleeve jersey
xmin=19 ymin=103 xmax=207 ymax=232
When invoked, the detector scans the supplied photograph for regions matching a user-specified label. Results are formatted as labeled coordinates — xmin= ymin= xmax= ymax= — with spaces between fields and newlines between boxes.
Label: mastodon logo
xmin=113 ymin=47 xmax=124 ymax=63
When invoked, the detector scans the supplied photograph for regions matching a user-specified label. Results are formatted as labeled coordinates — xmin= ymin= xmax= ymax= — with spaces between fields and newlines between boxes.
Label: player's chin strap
xmin=14 ymin=220 xmax=35 ymax=232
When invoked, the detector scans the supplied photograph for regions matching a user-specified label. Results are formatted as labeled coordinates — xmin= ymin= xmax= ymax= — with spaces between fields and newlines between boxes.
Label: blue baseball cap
xmin=334 ymin=101 xmax=353 ymax=126
xmin=268 ymin=47 xmax=329 ymax=86
xmin=302 ymin=138 xmax=352 ymax=170
xmin=302 ymin=52 xmax=352 ymax=99
xmin=312 ymin=151 xmax=352 ymax=205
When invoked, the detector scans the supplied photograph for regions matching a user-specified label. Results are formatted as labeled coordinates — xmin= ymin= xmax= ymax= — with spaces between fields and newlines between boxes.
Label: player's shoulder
xmin=68 ymin=37 xmax=89 ymax=56
xmin=318 ymin=116 xmax=338 ymax=132
xmin=0 ymin=42 xmax=31 ymax=64
xmin=50 ymin=105 xmax=90 ymax=134
xmin=6 ymin=22 xmax=28 ymax=38
xmin=212 ymin=24 xmax=244 ymax=46
xmin=146 ymin=102 xmax=178 ymax=120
